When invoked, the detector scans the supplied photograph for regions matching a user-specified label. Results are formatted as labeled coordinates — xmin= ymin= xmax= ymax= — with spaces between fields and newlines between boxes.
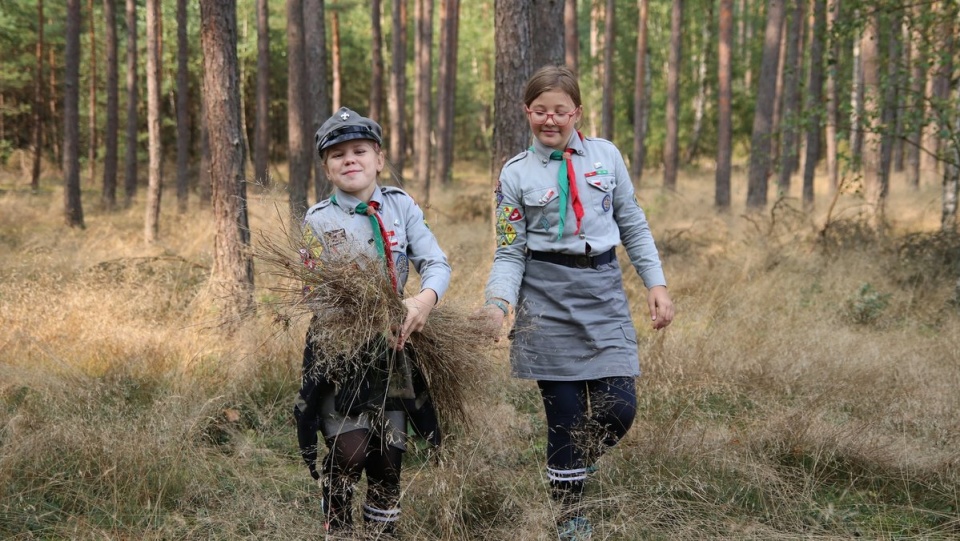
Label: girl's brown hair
xmin=523 ymin=65 xmax=582 ymax=108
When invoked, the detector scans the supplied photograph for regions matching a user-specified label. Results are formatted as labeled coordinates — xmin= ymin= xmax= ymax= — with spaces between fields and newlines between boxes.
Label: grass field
xmin=1 ymin=160 xmax=959 ymax=540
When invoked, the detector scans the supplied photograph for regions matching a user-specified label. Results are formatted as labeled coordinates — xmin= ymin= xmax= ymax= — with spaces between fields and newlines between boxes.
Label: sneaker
xmin=558 ymin=516 xmax=592 ymax=540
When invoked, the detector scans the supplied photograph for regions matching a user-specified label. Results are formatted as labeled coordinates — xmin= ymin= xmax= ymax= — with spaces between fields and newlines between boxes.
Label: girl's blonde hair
xmin=523 ymin=65 xmax=582 ymax=108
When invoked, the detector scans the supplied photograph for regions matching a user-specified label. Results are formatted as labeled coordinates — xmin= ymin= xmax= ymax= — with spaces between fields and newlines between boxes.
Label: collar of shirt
xmin=331 ymin=185 xmax=384 ymax=215
xmin=530 ymin=135 xmax=585 ymax=167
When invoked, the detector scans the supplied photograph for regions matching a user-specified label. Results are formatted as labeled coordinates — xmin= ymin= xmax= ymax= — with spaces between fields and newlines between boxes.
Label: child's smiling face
xmin=323 ymin=140 xmax=384 ymax=201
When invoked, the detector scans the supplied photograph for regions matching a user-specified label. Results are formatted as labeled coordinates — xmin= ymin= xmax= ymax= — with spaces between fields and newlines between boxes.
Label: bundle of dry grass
xmin=255 ymin=227 xmax=492 ymax=432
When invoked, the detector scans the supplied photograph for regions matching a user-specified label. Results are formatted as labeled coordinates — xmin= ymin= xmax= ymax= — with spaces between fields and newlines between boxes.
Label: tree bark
xmin=716 ymin=0 xmax=732 ymax=210
xmin=879 ymin=10 xmax=901 ymax=200
xmin=254 ymin=0 xmax=270 ymax=188
xmin=175 ymin=0 xmax=190 ymax=214
xmin=824 ymin=0 xmax=838 ymax=192
xmin=532 ymin=0 xmax=564 ymax=69
xmin=199 ymin=0 xmax=254 ymax=324
xmin=436 ymin=0 xmax=460 ymax=185
xmin=388 ymin=0 xmax=407 ymax=172
xmin=144 ymin=0 xmax=162 ymax=243
xmin=632 ymin=0 xmax=649 ymax=182
xmin=102 ymin=0 xmax=119 ymax=210
xmin=663 ymin=0 xmax=683 ymax=190
xmin=686 ymin=0 xmax=713 ymax=164
xmin=906 ymin=3 xmax=924 ymax=190
xmin=600 ymin=0 xmax=615 ymax=141
xmin=564 ymin=0 xmax=578 ymax=71
xmin=64 ymin=0 xmax=85 ymax=228
xmin=746 ymin=0 xmax=785 ymax=209
xmin=922 ymin=4 xmax=955 ymax=185
xmin=286 ymin=0 xmax=310 ymax=219
xmin=493 ymin=0 xmax=531 ymax=181
xmin=850 ymin=12 xmax=863 ymax=164
xmin=304 ymin=0 xmax=330 ymax=199
xmin=369 ymin=0 xmax=384 ymax=123
xmin=31 ymin=0 xmax=44 ymax=193
xmin=413 ymin=0 xmax=433 ymax=200
xmin=802 ymin=0 xmax=825 ymax=208
xmin=776 ymin=0 xmax=804 ymax=196
xmin=88 ymin=0 xmax=98 ymax=186
xmin=331 ymin=5 xmax=341 ymax=111
xmin=860 ymin=11 xmax=883 ymax=230
xmin=123 ymin=0 xmax=138 ymax=207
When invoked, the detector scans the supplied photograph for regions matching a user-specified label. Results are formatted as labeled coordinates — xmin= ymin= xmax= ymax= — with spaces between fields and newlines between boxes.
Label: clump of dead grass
xmin=254 ymin=226 xmax=493 ymax=432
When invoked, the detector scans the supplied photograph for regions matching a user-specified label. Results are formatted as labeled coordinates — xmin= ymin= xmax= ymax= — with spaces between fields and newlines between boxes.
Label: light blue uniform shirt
xmin=303 ymin=185 xmax=451 ymax=301
xmin=485 ymin=134 xmax=666 ymax=307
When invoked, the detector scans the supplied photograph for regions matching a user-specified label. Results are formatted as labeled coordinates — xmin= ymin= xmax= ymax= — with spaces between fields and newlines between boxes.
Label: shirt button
xmin=579 ymin=233 xmax=586 ymax=239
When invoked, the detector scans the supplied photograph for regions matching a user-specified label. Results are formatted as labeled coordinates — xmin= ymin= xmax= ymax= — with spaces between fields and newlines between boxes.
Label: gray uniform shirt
xmin=303 ymin=185 xmax=451 ymax=300
xmin=485 ymin=134 xmax=666 ymax=306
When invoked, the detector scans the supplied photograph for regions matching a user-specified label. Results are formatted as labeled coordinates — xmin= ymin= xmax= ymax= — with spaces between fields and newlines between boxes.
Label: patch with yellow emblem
xmin=497 ymin=206 xmax=519 ymax=246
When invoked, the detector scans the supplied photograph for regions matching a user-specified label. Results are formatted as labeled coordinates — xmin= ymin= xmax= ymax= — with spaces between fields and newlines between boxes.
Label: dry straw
xmin=254 ymin=225 xmax=492 ymax=433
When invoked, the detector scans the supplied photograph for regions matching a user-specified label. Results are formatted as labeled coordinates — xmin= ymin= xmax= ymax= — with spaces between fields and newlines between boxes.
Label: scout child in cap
xmin=294 ymin=106 xmax=451 ymax=536
xmin=481 ymin=65 xmax=675 ymax=540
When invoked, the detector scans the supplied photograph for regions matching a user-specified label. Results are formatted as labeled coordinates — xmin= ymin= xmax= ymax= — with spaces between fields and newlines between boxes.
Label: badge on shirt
xmin=508 ymin=207 xmax=523 ymax=221
xmin=602 ymin=194 xmax=612 ymax=212
xmin=498 ymin=223 xmax=517 ymax=246
xmin=538 ymin=188 xmax=556 ymax=205
xmin=395 ymin=253 xmax=409 ymax=277
xmin=324 ymin=228 xmax=348 ymax=249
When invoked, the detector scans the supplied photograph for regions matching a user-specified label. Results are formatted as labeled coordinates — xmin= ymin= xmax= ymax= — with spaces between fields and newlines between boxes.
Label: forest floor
xmin=1 ymin=160 xmax=959 ymax=540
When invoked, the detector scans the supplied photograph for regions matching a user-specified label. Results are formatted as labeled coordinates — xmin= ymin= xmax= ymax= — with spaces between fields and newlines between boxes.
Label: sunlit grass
xmin=1 ymin=162 xmax=958 ymax=539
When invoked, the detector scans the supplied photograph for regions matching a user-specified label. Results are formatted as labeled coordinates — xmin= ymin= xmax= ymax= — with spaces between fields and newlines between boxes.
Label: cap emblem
xmin=340 ymin=111 xmax=350 ymax=120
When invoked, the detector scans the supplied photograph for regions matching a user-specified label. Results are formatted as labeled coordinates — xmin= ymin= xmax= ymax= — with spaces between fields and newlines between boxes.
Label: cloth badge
xmin=497 ymin=223 xmax=517 ymax=246
xmin=387 ymin=230 xmax=398 ymax=247
xmin=508 ymin=207 xmax=523 ymax=221
xmin=395 ymin=253 xmax=409 ymax=277
xmin=602 ymin=194 xmax=612 ymax=212
xmin=585 ymin=171 xmax=598 ymax=178
xmin=539 ymin=188 xmax=556 ymax=204
xmin=324 ymin=228 xmax=347 ymax=248
xmin=590 ymin=179 xmax=603 ymax=187
xmin=539 ymin=215 xmax=550 ymax=231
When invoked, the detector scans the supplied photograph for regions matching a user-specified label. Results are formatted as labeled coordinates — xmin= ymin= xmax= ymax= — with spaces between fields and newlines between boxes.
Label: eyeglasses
xmin=525 ymin=106 xmax=580 ymax=127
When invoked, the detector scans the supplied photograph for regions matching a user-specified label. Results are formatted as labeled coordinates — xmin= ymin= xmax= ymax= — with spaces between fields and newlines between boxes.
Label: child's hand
xmin=396 ymin=289 xmax=438 ymax=349
xmin=477 ymin=299 xmax=509 ymax=341
xmin=647 ymin=286 xmax=674 ymax=330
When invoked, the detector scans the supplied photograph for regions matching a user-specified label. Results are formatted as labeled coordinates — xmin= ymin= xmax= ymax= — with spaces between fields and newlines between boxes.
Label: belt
xmin=527 ymin=248 xmax=616 ymax=269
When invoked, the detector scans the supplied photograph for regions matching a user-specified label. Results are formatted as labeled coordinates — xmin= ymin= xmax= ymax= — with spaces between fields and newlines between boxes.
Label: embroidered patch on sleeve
xmin=508 ymin=207 xmax=523 ymax=221
xmin=497 ymin=222 xmax=517 ymax=246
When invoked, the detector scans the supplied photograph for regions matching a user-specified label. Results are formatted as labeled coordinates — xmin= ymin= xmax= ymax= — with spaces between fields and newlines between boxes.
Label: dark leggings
xmin=321 ymin=428 xmax=403 ymax=530
xmin=537 ymin=377 xmax=637 ymax=512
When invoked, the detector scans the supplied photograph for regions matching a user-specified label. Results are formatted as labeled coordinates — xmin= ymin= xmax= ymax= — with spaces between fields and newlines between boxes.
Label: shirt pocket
xmin=584 ymin=174 xmax=616 ymax=214
xmin=520 ymin=186 xmax=560 ymax=234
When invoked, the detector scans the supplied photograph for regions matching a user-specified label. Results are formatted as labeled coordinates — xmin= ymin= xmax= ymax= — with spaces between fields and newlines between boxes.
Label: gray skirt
xmin=509 ymin=256 xmax=640 ymax=381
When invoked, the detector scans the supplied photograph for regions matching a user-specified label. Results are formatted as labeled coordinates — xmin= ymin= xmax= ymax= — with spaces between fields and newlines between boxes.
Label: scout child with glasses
xmin=293 ymin=107 xmax=451 ymax=537
xmin=481 ymin=65 xmax=675 ymax=540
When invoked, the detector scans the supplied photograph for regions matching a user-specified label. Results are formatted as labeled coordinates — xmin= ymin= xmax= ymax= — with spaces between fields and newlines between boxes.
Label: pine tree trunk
xmin=102 ymin=0 xmax=119 ymax=210
xmin=175 ymin=0 xmax=190 ymax=214
xmin=860 ymin=12 xmax=883 ymax=230
xmin=600 ymin=0 xmax=615 ymax=141
xmin=413 ymin=0 xmax=433 ymax=200
xmin=123 ymin=0 xmax=138 ymax=207
xmin=435 ymin=0 xmax=459 ymax=185
xmin=879 ymin=11 xmax=901 ymax=200
xmin=144 ymin=0 xmax=162 ymax=243
xmin=746 ymin=0 xmax=785 ymax=209
xmin=802 ymin=0 xmax=825 ymax=208
xmin=716 ymin=0 xmax=732 ymax=209
xmin=824 ymin=0 xmax=839 ymax=192
xmin=493 ymin=0 xmax=531 ymax=181
xmin=776 ymin=0 xmax=804 ymax=196
xmin=331 ymin=6 xmax=341 ymax=111
xmin=286 ymin=0 xmax=309 ymax=219
xmin=906 ymin=3 xmax=924 ymax=190
xmin=369 ymin=0 xmax=384 ymax=122
xmin=565 ymin=0 xmax=578 ymax=71
xmin=388 ymin=0 xmax=407 ymax=173
xmin=686 ymin=1 xmax=712 ymax=164
xmin=631 ymin=0 xmax=649 ymax=182
xmin=64 ymin=0 xmax=85 ymax=228
xmin=31 ymin=0 xmax=44 ymax=193
xmin=88 ymin=0 xmax=98 ymax=186
xmin=662 ymin=0 xmax=683 ymax=190
xmin=304 ymin=0 xmax=330 ymax=199
xmin=199 ymin=0 xmax=254 ymax=324
xmin=254 ymin=0 xmax=270 ymax=187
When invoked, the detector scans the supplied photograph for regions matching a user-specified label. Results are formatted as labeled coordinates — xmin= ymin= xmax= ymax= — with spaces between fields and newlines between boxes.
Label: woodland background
xmin=1 ymin=0 xmax=960 ymax=539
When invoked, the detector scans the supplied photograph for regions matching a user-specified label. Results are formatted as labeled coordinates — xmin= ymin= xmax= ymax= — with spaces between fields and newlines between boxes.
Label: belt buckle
xmin=574 ymin=255 xmax=590 ymax=268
